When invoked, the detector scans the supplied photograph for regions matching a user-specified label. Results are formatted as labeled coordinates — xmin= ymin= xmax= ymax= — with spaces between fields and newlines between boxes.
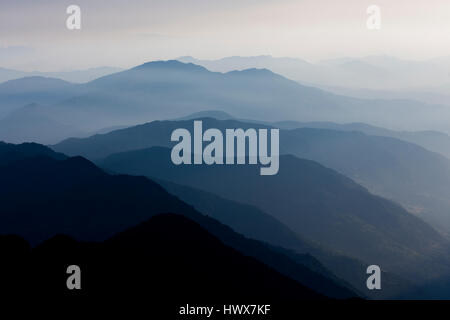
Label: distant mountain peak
xmin=133 ymin=60 xmax=209 ymax=73
xmin=0 ymin=141 xmax=67 ymax=165
xmin=2 ymin=76 xmax=72 ymax=84
xmin=0 ymin=76 xmax=74 ymax=93
xmin=175 ymin=110 xmax=235 ymax=121
xmin=225 ymin=68 xmax=277 ymax=77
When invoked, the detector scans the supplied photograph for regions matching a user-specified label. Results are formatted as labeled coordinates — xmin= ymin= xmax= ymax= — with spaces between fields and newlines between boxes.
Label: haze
xmin=2 ymin=0 xmax=450 ymax=71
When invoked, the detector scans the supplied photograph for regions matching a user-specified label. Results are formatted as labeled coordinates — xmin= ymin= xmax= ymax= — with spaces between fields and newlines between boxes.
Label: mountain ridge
xmin=53 ymin=117 xmax=450 ymax=236
xmin=0 ymin=143 xmax=358 ymax=299
xmin=99 ymin=145 xmax=450 ymax=283
xmin=0 ymin=213 xmax=327 ymax=300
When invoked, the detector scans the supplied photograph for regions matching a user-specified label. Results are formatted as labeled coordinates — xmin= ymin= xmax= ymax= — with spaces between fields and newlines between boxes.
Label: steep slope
xmin=280 ymin=128 xmax=450 ymax=236
xmin=154 ymin=178 xmax=414 ymax=299
xmin=273 ymin=120 xmax=450 ymax=159
xmin=53 ymin=117 xmax=450 ymax=236
xmin=52 ymin=119 xmax=184 ymax=159
xmin=156 ymin=178 xmax=309 ymax=252
xmin=0 ymin=148 xmax=357 ymax=299
xmin=100 ymin=146 xmax=450 ymax=282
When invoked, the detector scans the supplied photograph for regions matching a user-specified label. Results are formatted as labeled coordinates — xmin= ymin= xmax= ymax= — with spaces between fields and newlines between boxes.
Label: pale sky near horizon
xmin=1 ymin=0 xmax=450 ymax=71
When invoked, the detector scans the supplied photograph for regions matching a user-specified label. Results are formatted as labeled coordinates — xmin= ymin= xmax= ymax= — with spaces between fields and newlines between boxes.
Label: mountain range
xmin=178 ymin=110 xmax=450 ymax=159
xmin=53 ymin=117 xmax=450 ymax=237
xmin=2 ymin=60 xmax=450 ymax=147
xmin=2 ymin=137 xmax=450 ymax=298
xmin=0 ymin=213 xmax=328 ymax=301
xmin=178 ymin=55 xmax=450 ymax=96
xmin=0 ymin=66 xmax=122 ymax=84
xmin=0 ymin=76 xmax=80 ymax=118
xmin=273 ymin=119 xmax=450 ymax=160
xmin=0 ymin=142 xmax=358 ymax=299
xmin=154 ymin=178 xmax=417 ymax=299
xmin=3 ymin=58 xmax=450 ymax=300
xmin=52 ymin=116 xmax=450 ymax=296
xmin=99 ymin=145 xmax=450 ymax=283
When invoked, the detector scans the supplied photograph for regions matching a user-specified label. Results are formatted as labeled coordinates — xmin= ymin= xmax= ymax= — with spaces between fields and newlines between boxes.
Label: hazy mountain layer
xmin=155 ymin=178 xmax=415 ymax=299
xmin=53 ymin=117 xmax=450 ymax=236
xmin=0 ymin=66 xmax=122 ymax=84
xmin=178 ymin=55 xmax=450 ymax=94
xmin=3 ymin=60 xmax=450 ymax=145
xmin=100 ymin=146 xmax=450 ymax=283
xmin=0 ymin=143 xmax=356 ymax=299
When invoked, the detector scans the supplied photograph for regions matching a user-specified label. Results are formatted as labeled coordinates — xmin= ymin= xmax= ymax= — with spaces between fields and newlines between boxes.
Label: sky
xmin=1 ymin=0 xmax=450 ymax=71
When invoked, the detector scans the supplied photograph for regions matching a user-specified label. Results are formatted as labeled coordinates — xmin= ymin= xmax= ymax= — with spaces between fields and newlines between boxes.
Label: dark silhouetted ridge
xmin=0 ymin=214 xmax=328 ymax=301
xmin=0 ymin=141 xmax=66 ymax=166
xmin=0 ymin=144 xmax=358 ymax=299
